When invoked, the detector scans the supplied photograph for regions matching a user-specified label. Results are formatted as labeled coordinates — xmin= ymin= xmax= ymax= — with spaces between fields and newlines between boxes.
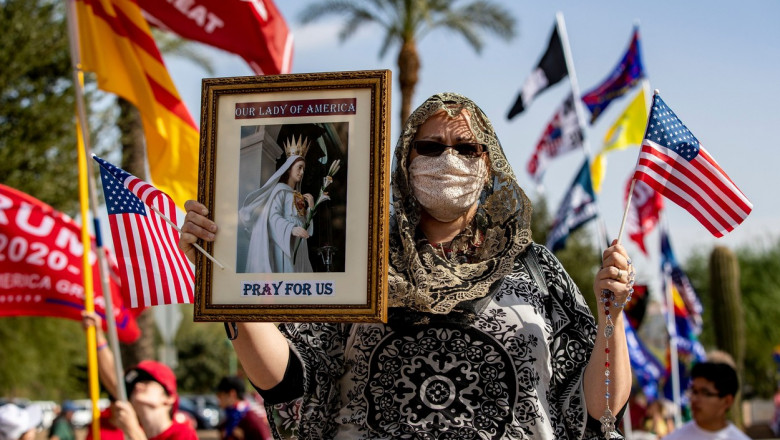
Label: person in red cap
xmin=83 ymin=312 xmax=197 ymax=440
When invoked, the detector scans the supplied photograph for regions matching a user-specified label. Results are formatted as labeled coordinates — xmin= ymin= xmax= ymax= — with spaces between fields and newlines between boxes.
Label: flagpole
xmin=66 ymin=0 xmax=128 ymax=406
xmin=148 ymin=204 xmax=225 ymax=269
xmin=555 ymin=11 xmax=609 ymax=250
xmin=615 ymin=89 xmax=659 ymax=245
xmin=663 ymin=260 xmax=684 ymax=427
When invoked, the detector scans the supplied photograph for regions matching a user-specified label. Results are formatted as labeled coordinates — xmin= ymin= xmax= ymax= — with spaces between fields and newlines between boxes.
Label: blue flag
xmin=660 ymin=227 xmax=703 ymax=334
xmin=624 ymin=312 xmax=664 ymax=401
xmin=547 ymin=160 xmax=598 ymax=251
xmin=581 ymin=27 xmax=645 ymax=124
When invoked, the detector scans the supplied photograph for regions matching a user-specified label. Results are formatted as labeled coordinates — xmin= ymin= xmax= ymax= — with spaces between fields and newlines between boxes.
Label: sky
xmin=163 ymin=0 xmax=780 ymax=298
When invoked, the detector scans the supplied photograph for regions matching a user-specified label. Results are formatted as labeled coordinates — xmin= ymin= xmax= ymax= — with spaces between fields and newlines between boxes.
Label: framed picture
xmin=194 ymin=70 xmax=391 ymax=323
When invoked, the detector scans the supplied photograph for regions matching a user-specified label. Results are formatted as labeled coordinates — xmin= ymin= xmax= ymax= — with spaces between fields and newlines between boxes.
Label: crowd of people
xmin=0 ymin=93 xmax=762 ymax=440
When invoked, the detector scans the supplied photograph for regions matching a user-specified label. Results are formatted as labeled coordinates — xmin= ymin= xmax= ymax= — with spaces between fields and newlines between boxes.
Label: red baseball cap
xmin=125 ymin=360 xmax=179 ymax=412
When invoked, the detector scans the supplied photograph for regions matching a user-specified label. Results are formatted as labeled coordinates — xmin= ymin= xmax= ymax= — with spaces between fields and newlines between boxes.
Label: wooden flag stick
xmin=150 ymin=205 xmax=225 ymax=270
xmin=615 ymin=179 xmax=637 ymax=245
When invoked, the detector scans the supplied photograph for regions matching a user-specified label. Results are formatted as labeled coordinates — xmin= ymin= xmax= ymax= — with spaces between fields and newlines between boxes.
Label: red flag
xmin=138 ymin=0 xmax=293 ymax=75
xmin=632 ymin=93 xmax=751 ymax=236
xmin=624 ymin=178 xmax=663 ymax=254
xmin=94 ymin=156 xmax=194 ymax=308
xmin=0 ymin=184 xmax=140 ymax=343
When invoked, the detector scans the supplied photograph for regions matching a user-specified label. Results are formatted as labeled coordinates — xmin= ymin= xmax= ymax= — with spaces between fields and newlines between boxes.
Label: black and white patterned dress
xmin=261 ymin=245 xmax=609 ymax=440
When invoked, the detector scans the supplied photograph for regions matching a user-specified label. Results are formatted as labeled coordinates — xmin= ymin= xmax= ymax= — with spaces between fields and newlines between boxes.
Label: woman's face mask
xmin=409 ymin=150 xmax=487 ymax=222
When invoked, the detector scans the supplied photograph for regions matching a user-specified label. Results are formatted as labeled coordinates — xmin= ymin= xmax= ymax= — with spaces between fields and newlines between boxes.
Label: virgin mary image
xmin=239 ymin=135 xmax=314 ymax=273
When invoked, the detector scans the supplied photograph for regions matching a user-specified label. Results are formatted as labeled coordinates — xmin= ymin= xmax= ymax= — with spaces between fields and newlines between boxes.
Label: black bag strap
xmin=522 ymin=245 xmax=549 ymax=299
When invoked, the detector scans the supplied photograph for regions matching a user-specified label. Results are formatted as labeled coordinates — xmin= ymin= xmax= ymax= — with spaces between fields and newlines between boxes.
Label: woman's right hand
xmin=179 ymin=200 xmax=218 ymax=264
xmin=292 ymin=226 xmax=310 ymax=239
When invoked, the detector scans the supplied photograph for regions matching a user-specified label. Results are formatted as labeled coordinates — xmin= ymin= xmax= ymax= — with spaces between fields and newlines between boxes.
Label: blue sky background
xmin=164 ymin=0 xmax=780 ymax=297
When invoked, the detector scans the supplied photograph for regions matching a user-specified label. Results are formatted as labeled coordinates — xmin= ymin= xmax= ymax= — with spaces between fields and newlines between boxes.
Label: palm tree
xmin=300 ymin=0 xmax=516 ymax=125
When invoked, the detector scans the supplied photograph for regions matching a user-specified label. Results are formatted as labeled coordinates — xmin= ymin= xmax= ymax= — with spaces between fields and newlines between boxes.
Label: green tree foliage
xmin=684 ymin=238 xmax=780 ymax=398
xmin=530 ymin=196 xmax=601 ymax=315
xmin=299 ymin=0 xmax=515 ymax=125
xmin=0 ymin=318 xmax=86 ymax=398
xmin=0 ymin=0 xmax=79 ymax=213
xmin=0 ymin=0 xmax=86 ymax=399
xmin=0 ymin=1 xmax=222 ymax=399
xmin=174 ymin=318 xmax=233 ymax=394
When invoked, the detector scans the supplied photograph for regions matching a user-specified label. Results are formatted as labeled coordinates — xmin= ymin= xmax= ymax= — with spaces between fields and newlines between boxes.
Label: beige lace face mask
xmin=408 ymin=152 xmax=487 ymax=222
xmin=388 ymin=93 xmax=534 ymax=317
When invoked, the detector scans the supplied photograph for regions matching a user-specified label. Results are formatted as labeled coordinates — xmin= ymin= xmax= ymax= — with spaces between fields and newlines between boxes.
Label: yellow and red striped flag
xmin=75 ymin=0 xmax=198 ymax=208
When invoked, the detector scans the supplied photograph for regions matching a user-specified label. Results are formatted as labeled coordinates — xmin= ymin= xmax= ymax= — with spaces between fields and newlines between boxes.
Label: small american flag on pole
xmin=94 ymin=155 xmax=194 ymax=307
xmin=631 ymin=92 xmax=752 ymax=237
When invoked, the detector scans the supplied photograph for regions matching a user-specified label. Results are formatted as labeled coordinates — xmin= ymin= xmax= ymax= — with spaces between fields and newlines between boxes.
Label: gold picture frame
xmin=194 ymin=70 xmax=391 ymax=323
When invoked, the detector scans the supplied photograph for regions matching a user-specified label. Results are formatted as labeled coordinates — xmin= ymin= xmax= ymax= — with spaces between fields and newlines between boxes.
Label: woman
xmin=180 ymin=93 xmax=633 ymax=439
xmin=239 ymin=135 xmax=315 ymax=273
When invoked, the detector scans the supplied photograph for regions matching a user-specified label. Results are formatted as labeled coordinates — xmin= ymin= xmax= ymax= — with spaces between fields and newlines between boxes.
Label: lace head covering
xmin=388 ymin=92 xmax=533 ymax=322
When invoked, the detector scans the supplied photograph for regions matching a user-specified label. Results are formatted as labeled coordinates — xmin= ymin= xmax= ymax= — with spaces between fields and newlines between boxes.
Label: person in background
xmin=215 ymin=376 xmax=272 ymax=440
xmin=663 ymin=361 xmax=750 ymax=440
xmin=642 ymin=398 xmax=674 ymax=438
xmin=48 ymin=400 xmax=76 ymax=440
xmin=0 ymin=403 xmax=41 ymax=440
xmin=82 ymin=312 xmax=197 ymax=440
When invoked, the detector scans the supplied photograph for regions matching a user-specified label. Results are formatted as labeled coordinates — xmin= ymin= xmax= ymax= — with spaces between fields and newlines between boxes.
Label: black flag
xmin=507 ymin=24 xmax=568 ymax=120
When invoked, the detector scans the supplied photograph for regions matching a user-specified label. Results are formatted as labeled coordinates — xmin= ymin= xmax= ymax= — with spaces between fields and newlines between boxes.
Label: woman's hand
xmin=292 ymin=226 xmax=310 ymax=239
xmin=303 ymin=193 xmax=315 ymax=209
xmin=594 ymin=239 xmax=634 ymax=309
xmin=179 ymin=200 xmax=217 ymax=264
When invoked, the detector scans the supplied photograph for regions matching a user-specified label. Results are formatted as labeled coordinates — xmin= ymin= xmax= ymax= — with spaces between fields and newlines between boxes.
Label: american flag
xmin=94 ymin=155 xmax=194 ymax=308
xmin=632 ymin=93 xmax=752 ymax=237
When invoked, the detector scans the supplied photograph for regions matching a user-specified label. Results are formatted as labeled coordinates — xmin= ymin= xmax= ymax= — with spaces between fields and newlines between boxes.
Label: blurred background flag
xmin=546 ymin=159 xmax=598 ymax=251
xmin=507 ymin=22 xmax=567 ymax=119
xmin=624 ymin=312 xmax=665 ymax=401
xmin=591 ymin=86 xmax=648 ymax=193
xmin=632 ymin=92 xmax=752 ymax=237
xmin=526 ymin=93 xmax=583 ymax=185
xmin=581 ymin=26 xmax=645 ymax=124
xmin=660 ymin=227 xmax=703 ymax=333
xmin=137 ymin=0 xmax=293 ymax=75
xmin=74 ymin=0 xmax=199 ymax=208
xmin=93 ymin=155 xmax=194 ymax=308
xmin=624 ymin=177 xmax=664 ymax=255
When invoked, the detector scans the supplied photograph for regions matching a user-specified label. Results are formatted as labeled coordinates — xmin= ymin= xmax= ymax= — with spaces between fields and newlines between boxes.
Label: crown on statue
xmin=283 ymin=135 xmax=310 ymax=158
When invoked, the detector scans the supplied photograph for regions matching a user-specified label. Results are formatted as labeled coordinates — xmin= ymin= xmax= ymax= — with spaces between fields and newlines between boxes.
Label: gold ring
xmin=617 ymin=269 xmax=624 ymax=281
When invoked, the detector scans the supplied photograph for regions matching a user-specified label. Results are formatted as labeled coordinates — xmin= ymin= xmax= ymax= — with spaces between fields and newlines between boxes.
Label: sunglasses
xmin=413 ymin=140 xmax=486 ymax=158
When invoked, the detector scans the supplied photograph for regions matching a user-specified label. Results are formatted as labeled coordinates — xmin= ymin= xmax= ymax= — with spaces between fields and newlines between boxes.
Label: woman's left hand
xmin=594 ymin=239 xmax=634 ymax=308
xmin=304 ymin=193 xmax=315 ymax=208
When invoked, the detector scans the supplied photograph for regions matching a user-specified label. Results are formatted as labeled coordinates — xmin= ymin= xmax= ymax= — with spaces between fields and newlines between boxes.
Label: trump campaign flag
xmin=547 ymin=160 xmax=598 ymax=251
xmin=507 ymin=23 xmax=567 ymax=119
xmin=137 ymin=0 xmax=293 ymax=75
xmin=527 ymin=94 xmax=584 ymax=184
xmin=93 ymin=156 xmax=194 ymax=308
xmin=0 ymin=184 xmax=140 ymax=343
xmin=632 ymin=92 xmax=752 ymax=236
xmin=624 ymin=312 xmax=665 ymax=401
xmin=581 ymin=27 xmax=645 ymax=124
